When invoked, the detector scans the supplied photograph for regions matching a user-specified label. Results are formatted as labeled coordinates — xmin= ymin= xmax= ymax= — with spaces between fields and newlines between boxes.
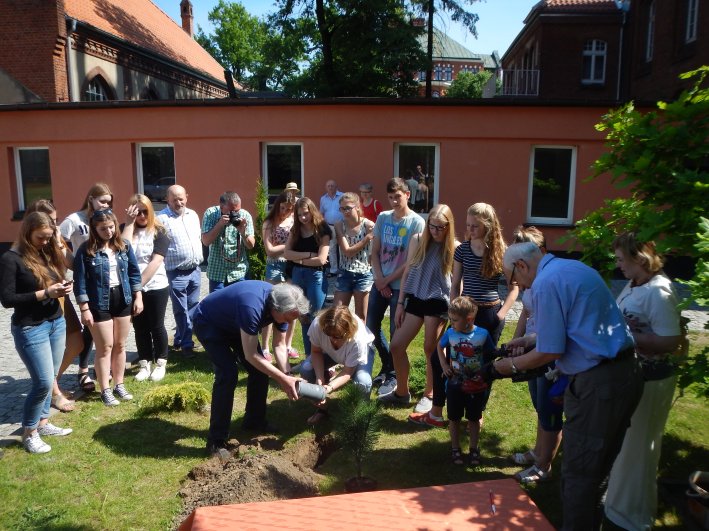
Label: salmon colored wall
xmin=0 ymin=102 xmax=621 ymax=248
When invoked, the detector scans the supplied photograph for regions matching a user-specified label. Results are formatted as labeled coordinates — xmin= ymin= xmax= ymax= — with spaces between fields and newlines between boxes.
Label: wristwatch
xmin=510 ymin=359 xmax=519 ymax=374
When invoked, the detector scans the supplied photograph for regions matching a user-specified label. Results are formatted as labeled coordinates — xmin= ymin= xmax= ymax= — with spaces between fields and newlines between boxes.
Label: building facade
xmin=0 ymin=0 xmax=229 ymax=105
xmin=501 ymin=0 xmax=707 ymax=103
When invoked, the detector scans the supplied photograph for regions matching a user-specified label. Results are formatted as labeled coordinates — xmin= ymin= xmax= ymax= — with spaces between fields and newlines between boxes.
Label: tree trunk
xmin=425 ymin=0 xmax=434 ymax=98
xmin=315 ymin=0 xmax=338 ymax=96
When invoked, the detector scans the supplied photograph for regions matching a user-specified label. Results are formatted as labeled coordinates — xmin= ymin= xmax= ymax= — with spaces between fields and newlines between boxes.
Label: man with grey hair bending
xmin=193 ymin=281 xmax=310 ymax=454
xmin=488 ymin=242 xmax=643 ymax=531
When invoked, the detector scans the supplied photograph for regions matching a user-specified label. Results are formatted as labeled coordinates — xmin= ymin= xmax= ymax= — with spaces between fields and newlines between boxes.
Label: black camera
xmin=229 ymin=210 xmax=244 ymax=227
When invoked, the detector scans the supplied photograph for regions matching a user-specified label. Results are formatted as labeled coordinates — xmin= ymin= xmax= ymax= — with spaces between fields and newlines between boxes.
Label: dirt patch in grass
xmin=177 ymin=434 xmax=334 ymax=525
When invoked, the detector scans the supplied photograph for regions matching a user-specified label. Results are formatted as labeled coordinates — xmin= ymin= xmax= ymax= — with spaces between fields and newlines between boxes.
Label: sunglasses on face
xmin=339 ymin=206 xmax=354 ymax=213
xmin=92 ymin=208 xmax=113 ymax=220
xmin=136 ymin=209 xmax=149 ymax=216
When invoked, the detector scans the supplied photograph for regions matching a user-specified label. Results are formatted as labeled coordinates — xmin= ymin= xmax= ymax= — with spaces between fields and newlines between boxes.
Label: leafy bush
xmin=249 ymin=178 xmax=268 ymax=280
xmin=138 ymin=382 xmax=210 ymax=415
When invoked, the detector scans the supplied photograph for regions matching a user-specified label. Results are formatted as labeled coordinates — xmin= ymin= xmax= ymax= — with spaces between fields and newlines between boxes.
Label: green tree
xmin=195 ymin=1 xmax=266 ymax=86
xmin=444 ymin=69 xmax=491 ymax=98
xmin=271 ymin=0 xmax=427 ymax=97
xmin=567 ymin=67 xmax=709 ymax=396
xmin=249 ymin=178 xmax=268 ymax=280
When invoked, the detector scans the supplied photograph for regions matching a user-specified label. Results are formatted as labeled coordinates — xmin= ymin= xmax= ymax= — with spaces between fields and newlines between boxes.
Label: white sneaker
xmin=414 ymin=396 xmax=433 ymax=414
xmin=37 ymin=423 xmax=73 ymax=436
xmin=150 ymin=359 xmax=167 ymax=382
xmin=135 ymin=360 xmax=151 ymax=382
xmin=23 ymin=433 xmax=51 ymax=454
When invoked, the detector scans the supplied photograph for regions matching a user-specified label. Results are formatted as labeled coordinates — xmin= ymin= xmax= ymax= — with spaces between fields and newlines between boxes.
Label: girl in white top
xmin=122 ymin=194 xmax=170 ymax=382
xmin=334 ymin=192 xmax=375 ymax=322
xmin=58 ymin=183 xmax=114 ymax=394
xmin=301 ymin=306 xmax=374 ymax=424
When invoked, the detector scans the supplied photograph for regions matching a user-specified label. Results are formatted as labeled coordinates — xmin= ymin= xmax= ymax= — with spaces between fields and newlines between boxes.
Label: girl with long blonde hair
xmin=379 ymin=204 xmax=459 ymax=410
xmin=59 ymin=182 xmax=114 ymax=394
xmin=122 ymin=194 xmax=171 ymax=382
xmin=1 ymin=212 xmax=74 ymax=452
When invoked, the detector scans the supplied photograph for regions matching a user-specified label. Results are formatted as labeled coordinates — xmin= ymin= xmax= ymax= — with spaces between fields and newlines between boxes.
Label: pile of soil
xmin=177 ymin=434 xmax=333 ymax=525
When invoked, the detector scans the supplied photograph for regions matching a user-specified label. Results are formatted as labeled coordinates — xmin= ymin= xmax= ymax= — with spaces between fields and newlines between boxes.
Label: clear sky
xmin=153 ymin=0 xmax=539 ymax=57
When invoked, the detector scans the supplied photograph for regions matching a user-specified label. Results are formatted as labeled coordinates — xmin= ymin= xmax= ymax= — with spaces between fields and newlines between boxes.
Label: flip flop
xmin=51 ymin=394 xmax=76 ymax=412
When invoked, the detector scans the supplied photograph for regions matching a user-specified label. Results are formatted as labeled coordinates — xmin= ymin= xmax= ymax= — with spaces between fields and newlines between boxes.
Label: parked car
xmin=143 ymin=176 xmax=175 ymax=202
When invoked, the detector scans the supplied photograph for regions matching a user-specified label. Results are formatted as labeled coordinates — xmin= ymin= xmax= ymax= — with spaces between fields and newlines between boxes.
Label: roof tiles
xmin=64 ymin=0 xmax=225 ymax=83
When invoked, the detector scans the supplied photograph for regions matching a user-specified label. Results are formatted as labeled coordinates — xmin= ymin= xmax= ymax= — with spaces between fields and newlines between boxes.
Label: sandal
xmin=514 ymin=464 xmax=552 ymax=484
xmin=78 ymin=372 xmax=95 ymax=393
xmin=451 ymin=447 xmax=464 ymax=466
xmin=469 ymin=448 xmax=482 ymax=467
xmin=51 ymin=394 xmax=75 ymax=412
xmin=509 ymin=449 xmax=536 ymax=465
xmin=307 ymin=408 xmax=328 ymax=426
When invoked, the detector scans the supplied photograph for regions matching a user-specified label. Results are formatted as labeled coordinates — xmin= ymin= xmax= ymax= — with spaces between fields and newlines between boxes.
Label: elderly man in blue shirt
xmin=193 ymin=281 xmax=310 ymax=454
xmin=491 ymin=242 xmax=643 ymax=531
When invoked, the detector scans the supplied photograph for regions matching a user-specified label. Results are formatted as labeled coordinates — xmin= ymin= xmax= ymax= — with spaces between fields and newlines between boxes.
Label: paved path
xmin=1 ymin=274 xmax=706 ymax=445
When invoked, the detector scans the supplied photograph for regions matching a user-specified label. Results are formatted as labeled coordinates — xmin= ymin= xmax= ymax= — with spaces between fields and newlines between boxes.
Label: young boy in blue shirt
xmin=438 ymin=296 xmax=495 ymax=466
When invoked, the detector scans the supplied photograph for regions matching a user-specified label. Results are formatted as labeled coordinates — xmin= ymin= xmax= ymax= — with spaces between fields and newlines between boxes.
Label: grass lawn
xmin=0 ymin=322 xmax=706 ymax=530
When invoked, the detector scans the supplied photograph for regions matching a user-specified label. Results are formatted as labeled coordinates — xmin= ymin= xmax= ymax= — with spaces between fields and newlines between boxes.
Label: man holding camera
xmin=202 ymin=191 xmax=255 ymax=293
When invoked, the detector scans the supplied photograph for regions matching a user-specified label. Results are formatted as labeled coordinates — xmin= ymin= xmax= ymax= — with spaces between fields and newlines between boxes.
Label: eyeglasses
xmin=428 ymin=222 xmax=448 ymax=232
xmin=137 ymin=209 xmax=149 ymax=216
xmin=508 ymin=261 xmax=520 ymax=287
xmin=339 ymin=206 xmax=354 ymax=213
xmin=92 ymin=208 xmax=113 ymax=220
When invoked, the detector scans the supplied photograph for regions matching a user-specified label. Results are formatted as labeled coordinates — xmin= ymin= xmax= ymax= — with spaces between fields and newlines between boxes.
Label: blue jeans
xmin=12 ymin=317 xmax=66 ymax=429
xmin=208 ymin=278 xmax=241 ymax=293
xmin=366 ymin=287 xmax=398 ymax=375
xmin=291 ymin=266 xmax=326 ymax=356
xmin=194 ymin=320 xmax=270 ymax=445
xmin=300 ymin=350 xmax=374 ymax=394
xmin=167 ymin=267 xmax=201 ymax=349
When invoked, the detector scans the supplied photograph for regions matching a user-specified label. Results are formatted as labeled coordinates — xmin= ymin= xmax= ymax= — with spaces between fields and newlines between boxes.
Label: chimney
xmin=180 ymin=0 xmax=193 ymax=38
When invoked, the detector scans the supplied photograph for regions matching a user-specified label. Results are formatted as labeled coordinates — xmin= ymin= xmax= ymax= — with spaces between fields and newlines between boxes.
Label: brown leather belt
xmin=474 ymin=299 xmax=501 ymax=308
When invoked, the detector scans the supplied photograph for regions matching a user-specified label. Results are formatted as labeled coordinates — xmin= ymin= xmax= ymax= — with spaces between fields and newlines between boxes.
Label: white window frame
xmin=527 ymin=145 xmax=577 ymax=225
xmin=393 ymin=143 xmax=440 ymax=217
xmin=686 ymin=0 xmax=698 ymax=43
xmin=646 ymin=1 xmax=656 ymax=62
xmin=262 ymin=142 xmax=305 ymax=196
xmin=14 ymin=147 xmax=50 ymax=211
xmin=582 ymin=39 xmax=607 ymax=84
xmin=135 ymin=142 xmax=175 ymax=196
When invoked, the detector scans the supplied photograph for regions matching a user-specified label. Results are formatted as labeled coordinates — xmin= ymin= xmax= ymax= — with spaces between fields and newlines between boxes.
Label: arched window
xmin=582 ymin=39 xmax=607 ymax=84
xmin=81 ymin=74 xmax=114 ymax=102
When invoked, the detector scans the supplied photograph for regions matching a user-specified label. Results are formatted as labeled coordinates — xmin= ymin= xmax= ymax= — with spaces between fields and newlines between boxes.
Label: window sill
xmin=524 ymin=222 xmax=575 ymax=229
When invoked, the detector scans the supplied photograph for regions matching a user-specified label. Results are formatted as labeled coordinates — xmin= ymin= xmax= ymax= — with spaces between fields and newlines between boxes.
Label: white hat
xmin=284 ymin=182 xmax=300 ymax=194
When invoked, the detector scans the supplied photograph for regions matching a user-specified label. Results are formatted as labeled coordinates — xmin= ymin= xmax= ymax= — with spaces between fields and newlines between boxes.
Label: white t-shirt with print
xmin=307 ymin=314 xmax=374 ymax=367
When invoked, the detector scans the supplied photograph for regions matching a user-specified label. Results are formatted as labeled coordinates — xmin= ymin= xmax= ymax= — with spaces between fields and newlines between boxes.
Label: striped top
xmin=453 ymin=241 xmax=503 ymax=303
xmin=338 ymin=220 xmax=372 ymax=274
xmin=402 ymin=241 xmax=451 ymax=303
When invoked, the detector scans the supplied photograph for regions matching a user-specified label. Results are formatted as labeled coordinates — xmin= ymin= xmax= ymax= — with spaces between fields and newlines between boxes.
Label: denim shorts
xmin=336 ymin=269 xmax=374 ymax=293
xmin=265 ymin=260 xmax=287 ymax=283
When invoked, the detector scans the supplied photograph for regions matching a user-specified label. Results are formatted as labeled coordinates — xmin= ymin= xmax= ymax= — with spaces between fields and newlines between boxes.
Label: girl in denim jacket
xmin=74 ymin=209 xmax=143 ymax=406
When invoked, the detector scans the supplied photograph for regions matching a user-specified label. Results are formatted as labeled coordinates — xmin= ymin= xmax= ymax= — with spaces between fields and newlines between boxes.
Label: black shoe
xmin=372 ymin=371 xmax=387 ymax=388
xmin=181 ymin=347 xmax=196 ymax=359
xmin=206 ymin=439 xmax=227 ymax=455
xmin=242 ymin=420 xmax=279 ymax=434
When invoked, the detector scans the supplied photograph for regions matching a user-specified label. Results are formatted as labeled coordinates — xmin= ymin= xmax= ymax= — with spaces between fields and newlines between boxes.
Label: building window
xmin=433 ymin=65 xmax=442 ymax=81
xmin=582 ymin=40 xmax=606 ymax=84
xmin=443 ymin=65 xmax=453 ymax=81
xmin=646 ymin=1 xmax=656 ymax=62
xmin=394 ymin=143 xmax=439 ymax=215
xmin=83 ymin=76 xmax=110 ymax=101
xmin=14 ymin=148 xmax=52 ymax=211
xmin=418 ymin=70 xmax=427 ymax=81
xmin=136 ymin=144 xmax=175 ymax=205
xmin=262 ymin=143 xmax=303 ymax=202
xmin=686 ymin=0 xmax=698 ymax=43
xmin=527 ymin=146 xmax=576 ymax=225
